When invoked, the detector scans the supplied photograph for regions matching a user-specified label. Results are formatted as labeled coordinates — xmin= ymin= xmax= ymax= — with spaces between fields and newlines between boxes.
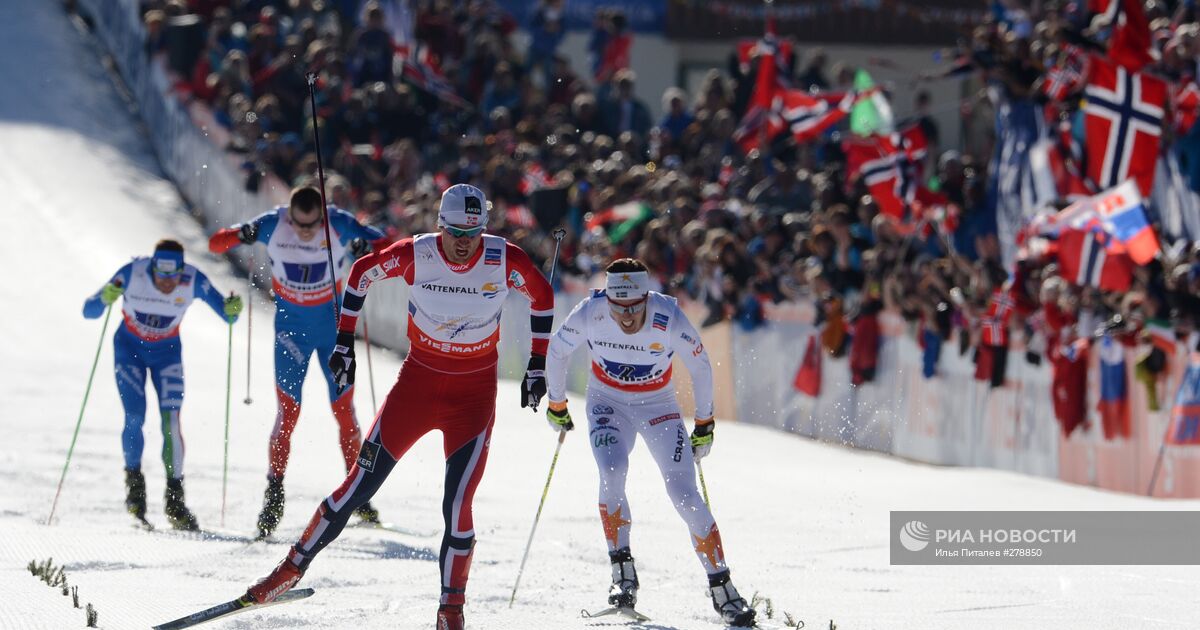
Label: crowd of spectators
xmin=134 ymin=0 xmax=1199 ymax=393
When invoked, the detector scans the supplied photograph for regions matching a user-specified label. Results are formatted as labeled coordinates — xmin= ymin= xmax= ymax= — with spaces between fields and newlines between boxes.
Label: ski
xmin=132 ymin=515 xmax=154 ymax=531
xmin=152 ymin=588 xmax=315 ymax=630
xmin=581 ymin=606 xmax=652 ymax=622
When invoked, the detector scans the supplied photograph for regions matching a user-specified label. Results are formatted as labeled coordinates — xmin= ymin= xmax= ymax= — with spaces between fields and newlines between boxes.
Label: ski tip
xmin=283 ymin=587 xmax=316 ymax=600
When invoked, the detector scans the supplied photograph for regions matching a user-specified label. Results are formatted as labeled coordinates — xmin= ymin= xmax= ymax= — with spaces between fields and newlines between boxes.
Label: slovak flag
xmin=1092 ymin=179 xmax=1160 ymax=265
xmin=1166 ymin=354 xmax=1200 ymax=445
xmin=1097 ymin=336 xmax=1132 ymax=440
xmin=1082 ymin=53 xmax=1166 ymax=197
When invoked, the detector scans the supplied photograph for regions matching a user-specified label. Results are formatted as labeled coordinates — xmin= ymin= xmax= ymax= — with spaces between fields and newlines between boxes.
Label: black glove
xmin=520 ymin=355 xmax=547 ymax=410
xmin=238 ymin=222 xmax=259 ymax=245
xmin=328 ymin=331 xmax=356 ymax=392
xmin=349 ymin=237 xmax=372 ymax=259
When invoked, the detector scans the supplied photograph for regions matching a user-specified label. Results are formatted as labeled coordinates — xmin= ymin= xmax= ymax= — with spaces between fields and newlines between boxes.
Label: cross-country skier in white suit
xmin=544 ymin=257 xmax=756 ymax=627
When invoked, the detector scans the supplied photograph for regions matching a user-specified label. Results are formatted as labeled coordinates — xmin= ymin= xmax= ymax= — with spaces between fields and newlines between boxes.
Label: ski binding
xmin=581 ymin=605 xmax=652 ymax=622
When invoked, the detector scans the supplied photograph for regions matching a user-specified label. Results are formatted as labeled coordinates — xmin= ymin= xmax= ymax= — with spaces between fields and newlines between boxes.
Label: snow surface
xmin=2 ymin=1 xmax=1200 ymax=628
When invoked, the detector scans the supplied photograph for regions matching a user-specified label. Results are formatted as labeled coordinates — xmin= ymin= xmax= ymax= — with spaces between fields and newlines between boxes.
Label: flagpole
xmin=1147 ymin=365 xmax=1179 ymax=496
xmin=761 ymin=0 xmax=775 ymax=169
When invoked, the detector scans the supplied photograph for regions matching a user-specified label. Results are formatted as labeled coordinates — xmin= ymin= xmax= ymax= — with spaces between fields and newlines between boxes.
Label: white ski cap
xmin=605 ymin=271 xmax=650 ymax=300
xmin=438 ymin=184 xmax=490 ymax=228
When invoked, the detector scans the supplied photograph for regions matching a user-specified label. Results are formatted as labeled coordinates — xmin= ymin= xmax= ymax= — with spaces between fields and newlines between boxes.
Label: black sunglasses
xmin=291 ymin=211 xmax=322 ymax=229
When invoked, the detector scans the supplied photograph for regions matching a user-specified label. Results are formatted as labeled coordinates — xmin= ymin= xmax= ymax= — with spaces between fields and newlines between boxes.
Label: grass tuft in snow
xmin=28 ymin=557 xmax=100 ymax=626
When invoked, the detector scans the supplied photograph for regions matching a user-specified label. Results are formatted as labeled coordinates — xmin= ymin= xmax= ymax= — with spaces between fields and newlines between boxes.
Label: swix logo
xmin=508 ymin=270 xmax=525 ymax=288
xmin=262 ymin=574 xmax=300 ymax=603
xmin=481 ymin=282 xmax=500 ymax=299
xmin=383 ymin=256 xmax=401 ymax=272
xmin=649 ymin=412 xmax=680 ymax=426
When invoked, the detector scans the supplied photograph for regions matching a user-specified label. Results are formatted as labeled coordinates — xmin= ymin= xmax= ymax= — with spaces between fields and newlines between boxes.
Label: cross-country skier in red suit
xmin=244 ymin=184 xmax=555 ymax=630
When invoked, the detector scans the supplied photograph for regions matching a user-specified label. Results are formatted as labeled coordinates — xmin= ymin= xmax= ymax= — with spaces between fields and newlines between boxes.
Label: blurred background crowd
xmin=130 ymin=0 xmax=1200 ymax=409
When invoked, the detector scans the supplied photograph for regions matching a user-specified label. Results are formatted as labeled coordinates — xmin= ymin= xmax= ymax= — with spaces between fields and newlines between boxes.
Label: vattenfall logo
xmin=899 ymin=520 xmax=931 ymax=551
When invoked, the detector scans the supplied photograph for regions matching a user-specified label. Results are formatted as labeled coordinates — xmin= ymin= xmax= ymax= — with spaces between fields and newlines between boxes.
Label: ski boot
xmin=164 ymin=477 xmax=200 ymax=531
xmin=607 ymin=547 xmax=639 ymax=609
xmin=245 ymin=557 xmax=304 ymax=604
xmin=256 ymin=477 xmax=285 ymax=539
xmin=355 ymin=501 xmax=381 ymax=525
xmin=124 ymin=468 xmax=147 ymax=520
xmin=708 ymin=570 xmax=756 ymax=627
xmin=436 ymin=604 xmax=464 ymax=630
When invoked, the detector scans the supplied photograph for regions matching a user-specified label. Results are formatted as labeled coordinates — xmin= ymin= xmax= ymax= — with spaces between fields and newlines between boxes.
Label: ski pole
xmin=221 ymin=295 xmax=235 ymax=526
xmin=547 ymin=228 xmax=566 ymax=292
xmin=305 ymin=72 xmax=342 ymax=328
xmin=48 ymin=301 xmax=115 ymax=525
xmin=508 ymin=228 xmax=568 ymax=606
xmin=244 ymin=252 xmax=254 ymax=405
xmin=362 ymin=315 xmax=378 ymax=414
xmin=509 ymin=429 xmax=566 ymax=607
xmin=696 ymin=460 xmax=711 ymax=508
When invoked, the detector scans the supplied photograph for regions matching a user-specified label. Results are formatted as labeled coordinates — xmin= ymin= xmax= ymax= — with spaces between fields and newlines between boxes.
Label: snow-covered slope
xmin=2 ymin=1 xmax=1199 ymax=628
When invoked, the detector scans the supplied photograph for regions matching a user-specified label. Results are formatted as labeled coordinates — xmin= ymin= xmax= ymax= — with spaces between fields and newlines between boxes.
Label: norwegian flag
xmin=1173 ymin=79 xmax=1200 ymax=135
xmin=1055 ymin=226 xmax=1134 ymax=291
xmin=1041 ymin=46 xmax=1087 ymax=102
xmin=736 ymin=89 xmax=855 ymax=152
xmin=733 ymin=17 xmax=786 ymax=153
xmin=897 ymin=120 xmax=929 ymax=179
xmin=519 ymin=163 xmax=554 ymax=195
xmin=776 ymin=90 xmax=854 ymax=143
xmin=843 ymin=133 xmax=915 ymax=218
xmin=399 ymin=46 xmax=470 ymax=109
xmin=1082 ymin=53 xmax=1166 ymax=197
xmin=980 ymin=286 xmax=1016 ymax=347
xmin=736 ymin=20 xmax=793 ymax=82
xmin=1106 ymin=0 xmax=1157 ymax=73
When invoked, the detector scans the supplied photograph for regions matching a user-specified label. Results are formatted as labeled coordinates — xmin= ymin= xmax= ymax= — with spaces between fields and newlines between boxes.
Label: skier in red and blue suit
xmin=208 ymin=186 xmax=389 ymax=537
xmin=83 ymin=239 xmax=242 ymax=531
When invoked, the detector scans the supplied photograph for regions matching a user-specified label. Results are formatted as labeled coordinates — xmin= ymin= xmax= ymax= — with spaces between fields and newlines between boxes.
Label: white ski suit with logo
xmin=546 ymin=289 xmax=728 ymax=575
